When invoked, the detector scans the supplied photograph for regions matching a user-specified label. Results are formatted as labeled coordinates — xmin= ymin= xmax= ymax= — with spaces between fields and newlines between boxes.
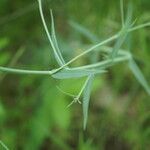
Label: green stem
xmin=0 ymin=140 xmax=9 ymax=150
xmin=120 ymin=0 xmax=124 ymax=27
xmin=0 ymin=67 xmax=51 ymax=75
xmin=77 ymin=76 xmax=91 ymax=99
xmin=0 ymin=21 xmax=149 ymax=75
xmin=52 ymin=34 xmax=119 ymax=73
xmin=0 ymin=53 xmax=128 ymax=75
xmin=0 ymin=48 xmax=131 ymax=75
xmin=52 ymin=22 xmax=150 ymax=73
xmin=71 ymin=55 xmax=131 ymax=70
xmin=38 ymin=0 xmax=64 ymax=66
xmin=129 ymin=22 xmax=150 ymax=32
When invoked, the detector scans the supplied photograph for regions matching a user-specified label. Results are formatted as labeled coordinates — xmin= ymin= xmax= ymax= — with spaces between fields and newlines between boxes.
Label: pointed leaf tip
xmin=129 ymin=59 xmax=150 ymax=95
xmin=83 ymin=75 xmax=94 ymax=130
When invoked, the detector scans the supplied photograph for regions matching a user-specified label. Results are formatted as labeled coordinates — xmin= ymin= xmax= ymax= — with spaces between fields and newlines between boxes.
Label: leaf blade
xmin=52 ymin=69 xmax=106 ymax=79
xmin=129 ymin=59 xmax=150 ymax=95
xmin=83 ymin=75 xmax=94 ymax=130
xmin=38 ymin=0 xmax=64 ymax=66
xmin=111 ymin=3 xmax=133 ymax=59
xmin=50 ymin=10 xmax=66 ymax=66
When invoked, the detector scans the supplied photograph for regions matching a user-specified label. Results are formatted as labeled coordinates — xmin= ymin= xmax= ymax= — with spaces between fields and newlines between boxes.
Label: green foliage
xmin=52 ymin=69 xmax=105 ymax=79
xmin=0 ymin=0 xmax=150 ymax=149
xmin=83 ymin=75 xmax=94 ymax=130
xmin=0 ymin=140 xmax=9 ymax=150
xmin=129 ymin=59 xmax=150 ymax=95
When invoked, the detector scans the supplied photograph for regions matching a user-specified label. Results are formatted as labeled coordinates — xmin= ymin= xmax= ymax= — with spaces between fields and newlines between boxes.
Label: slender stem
xmin=52 ymin=22 xmax=150 ymax=73
xmin=0 ymin=21 xmax=149 ymax=75
xmin=67 ymin=76 xmax=91 ymax=107
xmin=0 ymin=140 xmax=9 ymax=150
xmin=77 ymin=76 xmax=91 ymax=98
xmin=52 ymin=34 xmax=119 ymax=73
xmin=71 ymin=55 xmax=131 ymax=70
xmin=50 ymin=9 xmax=66 ymax=66
xmin=76 ymin=46 xmax=132 ymax=70
xmin=99 ymin=46 xmax=131 ymax=57
xmin=129 ymin=22 xmax=150 ymax=32
xmin=38 ymin=0 xmax=63 ymax=66
xmin=0 ymin=50 xmax=129 ymax=75
xmin=120 ymin=0 xmax=124 ymax=27
xmin=0 ymin=67 xmax=51 ymax=75
xmin=56 ymin=86 xmax=75 ymax=97
xmin=0 ymin=48 xmax=25 ymax=82
xmin=0 ymin=29 xmax=131 ymax=76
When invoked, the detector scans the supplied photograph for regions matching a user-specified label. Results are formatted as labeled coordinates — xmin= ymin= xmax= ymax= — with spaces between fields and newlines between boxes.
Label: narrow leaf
xmin=50 ymin=10 xmax=66 ymax=66
xmin=52 ymin=69 xmax=105 ymax=79
xmin=111 ymin=29 xmax=128 ymax=59
xmin=0 ymin=140 xmax=9 ymax=150
xmin=111 ymin=3 xmax=133 ymax=59
xmin=83 ymin=75 xmax=94 ymax=130
xmin=129 ymin=59 xmax=150 ymax=95
xmin=38 ymin=0 xmax=63 ymax=66
xmin=120 ymin=0 xmax=125 ymax=27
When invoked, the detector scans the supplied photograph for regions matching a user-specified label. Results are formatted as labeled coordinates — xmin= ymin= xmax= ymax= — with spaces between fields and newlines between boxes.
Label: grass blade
xmin=120 ymin=0 xmax=125 ymax=27
xmin=129 ymin=59 xmax=150 ymax=95
xmin=111 ymin=29 xmax=128 ymax=59
xmin=50 ymin=10 xmax=66 ymax=66
xmin=129 ymin=22 xmax=150 ymax=32
xmin=111 ymin=4 xmax=133 ymax=59
xmin=37 ymin=0 xmax=64 ymax=66
xmin=52 ymin=69 xmax=106 ymax=79
xmin=0 ymin=140 xmax=9 ymax=150
xmin=83 ymin=75 xmax=94 ymax=130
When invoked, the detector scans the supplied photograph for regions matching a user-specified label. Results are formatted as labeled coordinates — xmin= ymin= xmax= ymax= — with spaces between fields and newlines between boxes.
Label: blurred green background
xmin=0 ymin=0 xmax=150 ymax=149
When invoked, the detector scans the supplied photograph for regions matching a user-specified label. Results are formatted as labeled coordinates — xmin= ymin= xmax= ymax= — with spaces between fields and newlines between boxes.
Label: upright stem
xmin=120 ymin=0 xmax=125 ymax=27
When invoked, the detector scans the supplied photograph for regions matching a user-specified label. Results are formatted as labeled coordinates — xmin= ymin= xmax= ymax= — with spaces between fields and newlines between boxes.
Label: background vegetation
xmin=0 ymin=0 xmax=150 ymax=149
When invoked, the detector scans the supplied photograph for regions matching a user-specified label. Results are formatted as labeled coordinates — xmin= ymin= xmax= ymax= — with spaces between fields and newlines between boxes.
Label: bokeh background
xmin=0 ymin=0 xmax=150 ymax=149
